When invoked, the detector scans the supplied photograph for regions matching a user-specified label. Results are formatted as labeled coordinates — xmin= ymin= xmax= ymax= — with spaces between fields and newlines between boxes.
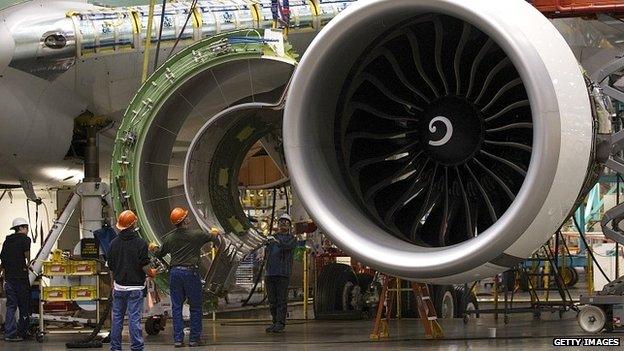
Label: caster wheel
xmin=463 ymin=315 xmax=469 ymax=324
xmin=36 ymin=332 xmax=45 ymax=343
xmin=145 ymin=316 xmax=163 ymax=335
xmin=533 ymin=311 xmax=541 ymax=321
xmin=578 ymin=305 xmax=606 ymax=334
xmin=504 ymin=315 xmax=510 ymax=324
xmin=559 ymin=309 xmax=565 ymax=319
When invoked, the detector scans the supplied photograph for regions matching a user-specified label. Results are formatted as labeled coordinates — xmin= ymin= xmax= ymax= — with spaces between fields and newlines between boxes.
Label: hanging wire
xmin=25 ymin=199 xmax=40 ymax=243
xmin=41 ymin=200 xmax=51 ymax=234
xmin=153 ymin=0 xmax=168 ymax=71
xmin=166 ymin=0 xmax=199 ymax=61
xmin=572 ymin=216 xmax=611 ymax=283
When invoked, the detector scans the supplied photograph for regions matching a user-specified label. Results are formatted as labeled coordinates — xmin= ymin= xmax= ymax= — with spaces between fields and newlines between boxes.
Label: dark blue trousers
xmin=170 ymin=267 xmax=203 ymax=343
xmin=265 ymin=276 xmax=289 ymax=327
xmin=4 ymin=279 xmax=30 ymax=339
xmin=110 ymin=289 xmax=144 ymax=351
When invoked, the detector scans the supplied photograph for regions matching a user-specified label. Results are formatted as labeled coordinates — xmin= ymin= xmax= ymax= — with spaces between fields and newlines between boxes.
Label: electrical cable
xmin=26 ymin=199 xmax=34 ymax=241
xmin=153 ymin=0 xmax=168 ymax=71
xmin=65 ymin=290 xmax=112 ymax=348
xmin=572 ymin=216 xmax=612 ymax=283
xmin=165 ymin=0 xmax=198 ymax=61
xmin=35 ymin=199 xmax=40 ymax=243
xmin=41 ymin=201 xmax=51 ymax=234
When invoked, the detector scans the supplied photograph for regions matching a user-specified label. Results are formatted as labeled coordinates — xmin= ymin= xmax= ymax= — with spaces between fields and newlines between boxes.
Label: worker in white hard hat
xmin=0 ymin=218 xmax=32 ymax=342
xmin=264 ymin=212 xmax=297 ymax=333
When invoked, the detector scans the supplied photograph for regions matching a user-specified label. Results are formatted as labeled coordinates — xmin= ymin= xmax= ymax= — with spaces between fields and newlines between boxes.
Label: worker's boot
xmin=272 ymin=323 xmax=285 ymax=333
xmin=189 ymin=340 xmax=205 ymax=347
xmin=4 ymin=336 xmax=24 ymax=342
xmin=265 ymin=324 xmax=276 ymax=333
xmin=174 ymin=342 xmax=184 ymax=348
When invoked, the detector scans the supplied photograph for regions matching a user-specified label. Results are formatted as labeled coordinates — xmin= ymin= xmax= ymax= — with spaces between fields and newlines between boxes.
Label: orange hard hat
xmin=116 ymin=210 xmax=138 ymax=230
xmin=170 ymin=207 xmax=189 ymax=225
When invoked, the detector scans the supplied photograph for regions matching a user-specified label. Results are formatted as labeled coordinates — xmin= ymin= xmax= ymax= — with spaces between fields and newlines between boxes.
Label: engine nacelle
xmin=283 ymin=0 xmax=597 ymax=283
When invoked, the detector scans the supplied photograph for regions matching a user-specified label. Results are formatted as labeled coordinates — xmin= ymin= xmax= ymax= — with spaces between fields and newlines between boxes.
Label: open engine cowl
xmin=283 ymin=0 xmax=595 ymax=283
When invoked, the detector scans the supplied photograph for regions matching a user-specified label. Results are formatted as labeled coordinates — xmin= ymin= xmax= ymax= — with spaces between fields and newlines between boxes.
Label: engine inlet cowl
xmin=284 ymin=0 xmax=594 ymax=283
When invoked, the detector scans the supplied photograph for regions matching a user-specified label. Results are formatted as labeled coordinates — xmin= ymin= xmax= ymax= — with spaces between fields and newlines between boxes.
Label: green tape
xmin=228 ymin=217 xmax=245 ymax=233
xmin=218 ymin=168 xmax=229 ymax=187
xmin=236 ymin=126 xmax=255 ymax=141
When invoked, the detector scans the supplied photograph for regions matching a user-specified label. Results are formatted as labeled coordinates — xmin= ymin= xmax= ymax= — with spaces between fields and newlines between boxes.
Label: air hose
xmin=572 ymin=216 xmax=612 ymax=284
xmin=65 ymin=290 xmax=112 ymax=348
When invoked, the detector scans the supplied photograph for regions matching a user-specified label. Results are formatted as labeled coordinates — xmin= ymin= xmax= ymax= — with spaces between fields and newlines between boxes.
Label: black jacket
xmin=0 ymin=233 xmax=31 ymax=280
xmin=107 ymin=228 xmax=150 ymax=286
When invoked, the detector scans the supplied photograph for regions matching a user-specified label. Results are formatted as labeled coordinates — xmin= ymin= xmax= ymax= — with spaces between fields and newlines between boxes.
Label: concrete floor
xmin=2 ymin=311 xmax=621 ymax=350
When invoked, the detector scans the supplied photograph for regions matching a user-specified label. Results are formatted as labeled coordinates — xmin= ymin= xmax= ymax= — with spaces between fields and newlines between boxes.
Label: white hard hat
xmin=278 ymin=213 xmax=292 ymax=222
xmin=10 ymin=217 xmax=28 ymax=230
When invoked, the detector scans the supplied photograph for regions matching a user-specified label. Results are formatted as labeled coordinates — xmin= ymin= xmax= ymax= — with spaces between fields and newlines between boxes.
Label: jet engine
xmin=283 ymin=0 xmax=606 ymax=283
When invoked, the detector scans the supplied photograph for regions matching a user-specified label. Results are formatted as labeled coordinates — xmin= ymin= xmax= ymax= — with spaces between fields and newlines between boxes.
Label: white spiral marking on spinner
xmin=428 ymin=116 xmax=453 ymax=146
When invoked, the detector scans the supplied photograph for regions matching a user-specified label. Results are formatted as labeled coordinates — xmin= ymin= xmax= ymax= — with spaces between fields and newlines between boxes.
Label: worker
xmin=107 ymin=210 xmax=157 ymax=351
xmin=0 ymin=218 xmax=31 ymax=342
xmin=149 ymin=207 xmax=220 ymax=348
xmin=271 ymin=0 xmax=290 ymax=28
xmin=264 ymin=213 xmax=297 ymax=333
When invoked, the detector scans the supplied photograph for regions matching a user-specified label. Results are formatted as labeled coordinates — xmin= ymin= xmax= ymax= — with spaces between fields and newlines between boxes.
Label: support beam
xmin=29 ymin=193 xmax=81 ymax=285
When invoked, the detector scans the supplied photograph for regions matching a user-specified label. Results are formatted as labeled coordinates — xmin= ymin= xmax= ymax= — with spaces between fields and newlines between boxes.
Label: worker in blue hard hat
xmin=264 ymin=212 xmax=297 ymax=333
xmin=0 ymin=218 xmax=32 ymax=342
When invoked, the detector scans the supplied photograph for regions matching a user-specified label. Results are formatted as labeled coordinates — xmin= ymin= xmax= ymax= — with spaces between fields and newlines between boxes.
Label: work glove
xmin=147 ymin=268 xmax=158 ymax=278
xmin=148 ymin=242 xmax=159 ymax=252
xmin=266 ymin=235 xmax=277 ymax=244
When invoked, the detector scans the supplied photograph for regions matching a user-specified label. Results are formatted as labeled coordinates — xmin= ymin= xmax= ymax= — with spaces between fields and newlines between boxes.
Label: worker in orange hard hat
xmin=108 ymin=210 xmax=157 ymax=351
xmin=169 ymin=207 xmax=188 ymax=226
xmin=116 ymin=209 xmax=138 ymax=230
xmin=149 ymin=207 xmax=220 ymax=347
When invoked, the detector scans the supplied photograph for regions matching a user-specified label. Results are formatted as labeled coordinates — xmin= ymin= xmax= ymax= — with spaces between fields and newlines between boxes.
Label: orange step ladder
xmin=370 ymin=275 xmax=444 ymax=340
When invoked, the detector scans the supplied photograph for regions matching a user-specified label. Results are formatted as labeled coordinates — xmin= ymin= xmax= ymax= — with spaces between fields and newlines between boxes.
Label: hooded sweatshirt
xmin=0 ymin=233 xmax=31 ymax=281
xmin=107 ymin=228 xmax=150 ymax=287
